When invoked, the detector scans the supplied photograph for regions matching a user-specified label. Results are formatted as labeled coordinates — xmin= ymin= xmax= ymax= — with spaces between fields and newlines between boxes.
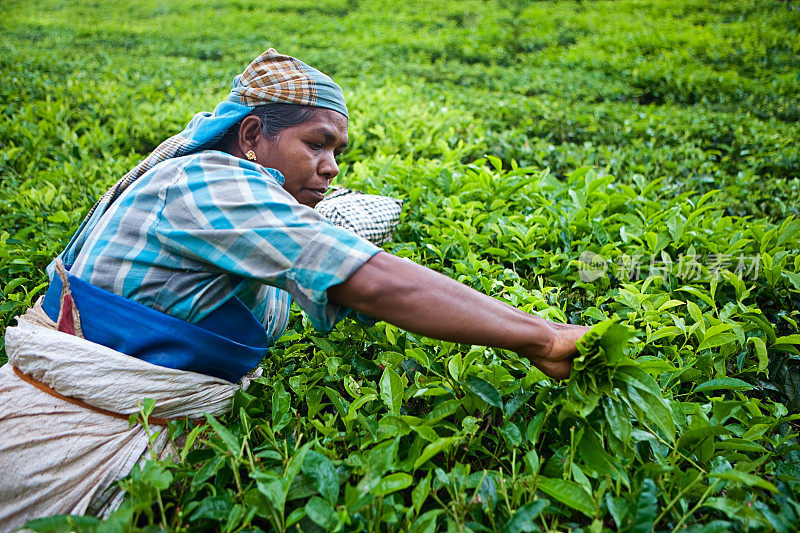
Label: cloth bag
xmin=315 ymin=187 xmax=403 ymax=245
xmin=0 ymin=303 xmax=246 ymax=530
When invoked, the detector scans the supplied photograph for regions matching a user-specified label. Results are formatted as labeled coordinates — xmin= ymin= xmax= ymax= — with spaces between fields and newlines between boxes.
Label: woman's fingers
xmin=531 ymin=357 xmax=573 ymax=380
xmin=523 ymin=324 xmax=590 ymax=379
xmin=548 ymin=325 xmax=591 ymax=360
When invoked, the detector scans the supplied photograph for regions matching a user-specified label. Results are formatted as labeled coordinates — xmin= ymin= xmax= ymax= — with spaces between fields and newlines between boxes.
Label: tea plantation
xmin=1 ymin=0 xmax=799 ymax=531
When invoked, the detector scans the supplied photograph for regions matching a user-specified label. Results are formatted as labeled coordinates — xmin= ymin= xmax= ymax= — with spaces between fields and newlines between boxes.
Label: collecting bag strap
xmin=11 ymin=366 xmax=189 ymax=427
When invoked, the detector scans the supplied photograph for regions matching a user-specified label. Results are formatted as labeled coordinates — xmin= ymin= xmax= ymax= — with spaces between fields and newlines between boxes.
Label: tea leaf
xmin=380 ymin=366 xmax=404 ymax=415
xmin=694 ymin=378 xmax=754 ymax=394
xmin=503 ymin=499 xmax=548 ymax=533
xmin=537 ymin=477 xmax=594 ymax=517
xmin=302 ymin=450 xmax=340 ymax=505
xmin=305 ymin=496 xmax=338 ymax=529
xmin=622 ymin=479 xmax=657 ymax=533
xmin=413 ymin=437 xmax=461 ymax=470
xmin=373 ymin=472 xmax=413 ymax=496
xmin=464 ymin=376 xmax=503 ymax=408
xmin=709 ymin=470 xmax=778 ymax=493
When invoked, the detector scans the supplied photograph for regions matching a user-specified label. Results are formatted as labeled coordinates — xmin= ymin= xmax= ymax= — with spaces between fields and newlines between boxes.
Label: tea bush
xmin=2 ymin=0 xmax=799 ymax=531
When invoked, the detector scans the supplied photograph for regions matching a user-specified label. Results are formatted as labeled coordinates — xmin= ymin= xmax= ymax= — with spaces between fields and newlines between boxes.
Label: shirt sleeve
xmin=154 ymin=152 xmax=381 ymax=333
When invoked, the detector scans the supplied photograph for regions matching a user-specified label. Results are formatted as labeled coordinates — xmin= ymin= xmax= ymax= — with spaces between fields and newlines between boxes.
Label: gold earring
xmin=245 ymin=150 xmax=257 ymax=161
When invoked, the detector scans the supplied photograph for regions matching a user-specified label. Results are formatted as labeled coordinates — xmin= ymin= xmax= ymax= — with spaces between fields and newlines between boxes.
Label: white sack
xmin=0 ymin=310 xmax=241 ymax=531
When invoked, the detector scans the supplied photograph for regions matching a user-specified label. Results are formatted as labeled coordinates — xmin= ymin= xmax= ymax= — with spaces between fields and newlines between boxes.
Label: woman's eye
xmin=308 ymin=142 xmax=323 ymax=151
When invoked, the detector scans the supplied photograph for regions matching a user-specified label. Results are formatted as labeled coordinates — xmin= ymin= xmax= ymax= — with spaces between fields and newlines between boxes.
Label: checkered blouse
xmin=63 ymin=151 xmax=380 ymax=341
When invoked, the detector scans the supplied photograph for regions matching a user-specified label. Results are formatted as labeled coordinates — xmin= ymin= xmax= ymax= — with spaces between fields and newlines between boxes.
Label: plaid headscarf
xmin=228 ymin=49 xmax=348 ymax=116
xmin=60 ymin=49 xmax=348 ymax=267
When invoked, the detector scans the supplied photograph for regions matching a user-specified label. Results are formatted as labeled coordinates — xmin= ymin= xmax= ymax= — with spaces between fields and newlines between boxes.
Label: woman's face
xmin=253 ymin=108 xmax=348 ymax=208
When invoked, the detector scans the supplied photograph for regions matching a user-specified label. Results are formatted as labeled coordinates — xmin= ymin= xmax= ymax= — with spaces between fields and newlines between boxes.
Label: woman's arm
xmin=328 ymin=251 xmax=588 ymax=379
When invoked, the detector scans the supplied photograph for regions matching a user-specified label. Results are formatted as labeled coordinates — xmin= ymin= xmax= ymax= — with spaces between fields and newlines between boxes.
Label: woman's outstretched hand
xmin=329 ymin=252 xmax=590 ymax=380
xmin=515 ymin=323 xmax=590 ymax=379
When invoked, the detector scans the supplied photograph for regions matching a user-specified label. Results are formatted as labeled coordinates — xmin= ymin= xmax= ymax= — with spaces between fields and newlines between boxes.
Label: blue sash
xmin=41 ymin=269 xmax=270 ymax=383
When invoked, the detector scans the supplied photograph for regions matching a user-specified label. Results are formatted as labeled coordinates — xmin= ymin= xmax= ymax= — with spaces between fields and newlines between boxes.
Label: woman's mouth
xmin=298 ymin=187 xmax=328 ymax=206
xmin=304 ymin=187 xmax=327 ymax=201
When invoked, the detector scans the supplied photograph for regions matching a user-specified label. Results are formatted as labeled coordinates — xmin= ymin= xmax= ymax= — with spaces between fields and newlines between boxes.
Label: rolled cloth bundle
xmin=0 ymin=49 xmax=349 ymax=530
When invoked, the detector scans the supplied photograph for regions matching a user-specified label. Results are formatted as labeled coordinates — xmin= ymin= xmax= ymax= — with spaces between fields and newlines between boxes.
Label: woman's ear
xmin=236 ymin=115 xmax=264 ymax=157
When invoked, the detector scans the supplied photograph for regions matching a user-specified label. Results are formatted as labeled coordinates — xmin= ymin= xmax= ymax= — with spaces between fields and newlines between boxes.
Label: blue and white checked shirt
xmin=66 ymin=151 xmax=380 ymax=341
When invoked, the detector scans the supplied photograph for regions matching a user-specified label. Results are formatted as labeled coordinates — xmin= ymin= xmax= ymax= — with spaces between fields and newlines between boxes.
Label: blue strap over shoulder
xmin=41 ymin=267 xmax=270 ymax=383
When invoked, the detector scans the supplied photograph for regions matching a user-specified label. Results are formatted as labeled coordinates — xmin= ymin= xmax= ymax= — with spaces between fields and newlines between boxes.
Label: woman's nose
xmin=319 ymin=152 xmax=339 ymax=180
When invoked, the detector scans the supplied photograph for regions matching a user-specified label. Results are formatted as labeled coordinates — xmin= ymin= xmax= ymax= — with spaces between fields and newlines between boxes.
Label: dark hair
xmin=214 ymin=103 xmax=315 ymax=150
xmin=251 ymin=103 xmax=315 ymax=139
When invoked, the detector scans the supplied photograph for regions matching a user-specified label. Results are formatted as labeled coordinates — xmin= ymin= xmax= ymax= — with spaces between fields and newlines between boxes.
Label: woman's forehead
xmin=300 ymin=108 xmax=349 ymax=143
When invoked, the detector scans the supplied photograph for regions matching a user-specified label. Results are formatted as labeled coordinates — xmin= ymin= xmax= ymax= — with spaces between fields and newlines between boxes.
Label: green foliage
xmin=2 ymin=0 xmax=799 ymax=531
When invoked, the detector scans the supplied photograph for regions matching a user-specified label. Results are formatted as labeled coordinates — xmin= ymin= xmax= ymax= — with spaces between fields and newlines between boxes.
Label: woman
xmin=0 ymin=49 xmax=588 ymax=528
